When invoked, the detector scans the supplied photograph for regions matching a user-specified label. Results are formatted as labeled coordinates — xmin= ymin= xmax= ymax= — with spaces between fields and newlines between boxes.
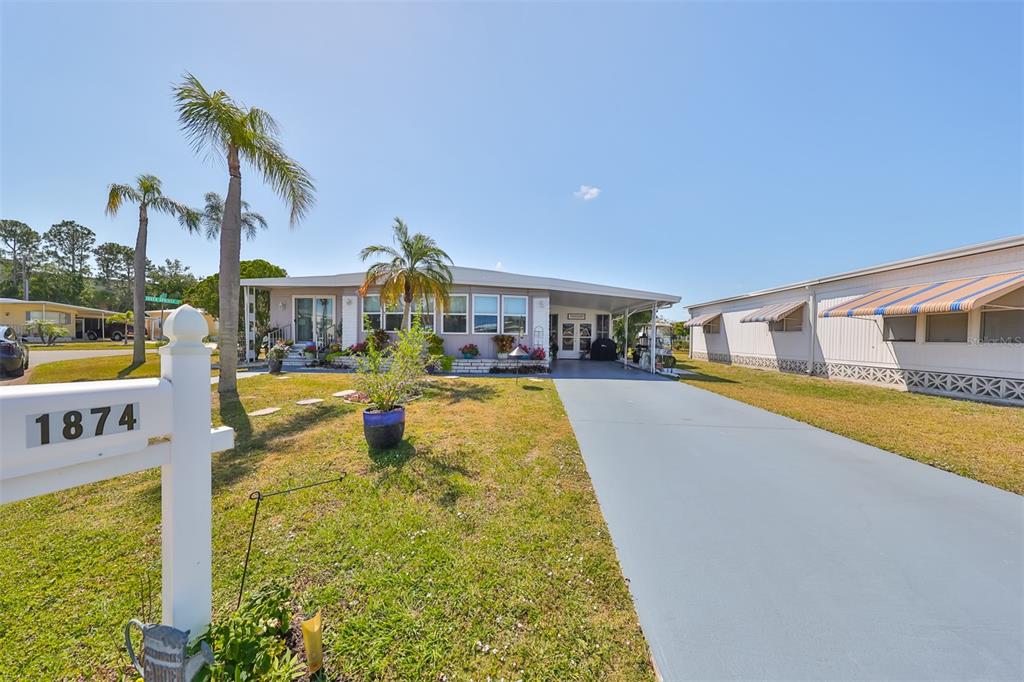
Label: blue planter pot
xmin=462 ymin=353 xmax=475 ymax=359
xmin=363 ymin=407 xmax=406 ymax=449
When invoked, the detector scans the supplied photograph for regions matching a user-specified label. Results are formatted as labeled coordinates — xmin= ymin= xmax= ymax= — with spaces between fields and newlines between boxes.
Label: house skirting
xmin=691 ymin=351 xmax=1024 ymax=406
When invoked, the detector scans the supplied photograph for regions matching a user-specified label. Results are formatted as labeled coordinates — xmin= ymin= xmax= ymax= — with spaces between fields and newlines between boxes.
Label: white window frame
xmin=500 ymin=295 xmax=529 ymax=335
xmin=382 ymin=299 xmax=406 ymax=332
xmin=441 ymin=294 xmax=469 ymax=335
xmin=882 ymin=315 xmax=917 ymax=343
xmin=411 ymin=296 xmax=436 ymax=332
xmin=293 ymin=294 xmax=337 ymax=345
xmin=473 ymin=294 xmax=500 ymax=334
xmin=703 ymin=320 xmax=720 ymax=335
xmin=361 ymin=294 xmax=382 ymax=332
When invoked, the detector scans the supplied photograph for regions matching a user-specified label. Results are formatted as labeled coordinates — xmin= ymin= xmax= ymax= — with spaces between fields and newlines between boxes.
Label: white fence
xmin=0 ymin=305 xmax=234 ymax=636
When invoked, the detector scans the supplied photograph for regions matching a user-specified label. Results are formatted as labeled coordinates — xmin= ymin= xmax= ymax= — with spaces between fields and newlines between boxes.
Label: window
xmin=412 ymin=297 xmax=435 ymax=331
xmin=473 ymin=295 xmax=499 ymax=334
xmin=26 ymin=311 xmax=71 ymax=325
xmin=768 ymin=312 xmax=802 ymax=333
xmin=703 ymin=319 xmax=720 ymax=334
xmin=579 ymin=322 xmax=592 ymax=352
xmin=883 ymin=316 xmax=917 ymax=342
xmin=596 ymin=314 xmax=610 ymax=339
xmin=383 ymin=301 xmax=405 ymax=331
xmin=561 ymin=322 xmax=574 ymax=351
xmin=362 ymin=295 xmax=381 ymax=331
xmin=981 ymin=310 xmax=1024 ymax=343
xmin=926 ymin=313 xmax=968 ymax=343
xmin=442 ymin=294 xmax=468 ymax=333
xmin=501 ymin=295 xmax=528 ymax=335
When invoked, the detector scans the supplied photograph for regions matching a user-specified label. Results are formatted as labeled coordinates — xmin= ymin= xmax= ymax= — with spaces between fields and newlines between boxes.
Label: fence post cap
xmin=163 ymin=305 xmax=208 ymax=349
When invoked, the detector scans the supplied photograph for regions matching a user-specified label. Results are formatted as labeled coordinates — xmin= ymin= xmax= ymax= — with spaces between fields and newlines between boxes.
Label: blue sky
xmin=2 ymin=1 xmax=1020 ymax=317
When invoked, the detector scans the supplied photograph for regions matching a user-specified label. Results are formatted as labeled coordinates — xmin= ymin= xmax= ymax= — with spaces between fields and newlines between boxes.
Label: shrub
xmin=29 ymin=320 xmax=69 ymax=346
xmin=440 ymin=355 xmax=454 ymax=372
xmin=427 ymin=333 xmax=445 ymax=356
xmin=370 ymin=329 xmax=390 ymax=350
xmin=198 ymin=581 xmax=304 ymax=681
xmin=344 ymin=341 xmax=368 ymax=356
xmin=458 ymin=343 xmax=479 ymax=357
xmin=491 ymin=334 xmax=515 ymax=353
xmin=529 ymin=347 xmax=546 ymax=361
xmin=266 ymin=342 xmax=289 ymax=361
xmin=356 ymin=320 xmax=432 ymax=412
xmin=329 ymin=343 xmax=342 ymax=353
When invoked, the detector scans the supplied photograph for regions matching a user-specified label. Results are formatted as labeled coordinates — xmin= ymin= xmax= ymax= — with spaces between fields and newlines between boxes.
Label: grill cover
xmin=589 ymin=337 xmax=617 ymax=361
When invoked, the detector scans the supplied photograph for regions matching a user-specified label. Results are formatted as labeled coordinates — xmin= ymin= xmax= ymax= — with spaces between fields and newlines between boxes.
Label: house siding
xmin=689 ymin=243 xmax=1024 ymax=404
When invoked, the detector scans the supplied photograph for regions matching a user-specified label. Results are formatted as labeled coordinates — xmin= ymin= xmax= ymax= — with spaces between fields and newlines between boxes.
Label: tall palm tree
xmin=199 ymin=192 xmax=268 ymax=241
xmin=106 ymin=174 xmax=199 ymax=365
xmin=359 ymin=218 xmax=454 ymax=329
xmin=173 ymin=74 xmax=315 ymax=393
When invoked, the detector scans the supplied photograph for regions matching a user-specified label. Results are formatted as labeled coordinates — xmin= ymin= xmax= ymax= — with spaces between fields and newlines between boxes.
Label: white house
xmin=686 ymin=236 xmax=1024 ymax=405
xmin=240 ymin=266 xmax=680 ymax=365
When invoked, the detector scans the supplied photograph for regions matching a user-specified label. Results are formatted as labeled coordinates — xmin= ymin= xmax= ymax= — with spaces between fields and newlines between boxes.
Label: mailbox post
xmin=0 ymin=305 xmax=233 ymax=637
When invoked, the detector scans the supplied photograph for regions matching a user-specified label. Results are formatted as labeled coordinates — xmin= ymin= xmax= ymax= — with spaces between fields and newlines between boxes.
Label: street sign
xmin=146 ymin=295 xmax=182 ymax=305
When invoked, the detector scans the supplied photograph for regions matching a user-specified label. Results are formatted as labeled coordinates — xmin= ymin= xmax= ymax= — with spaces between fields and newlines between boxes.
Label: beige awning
xmin=684 ymin=312 xmax=721 ymax=328
xmin=740 ymin=300 xmax=805 ymax=323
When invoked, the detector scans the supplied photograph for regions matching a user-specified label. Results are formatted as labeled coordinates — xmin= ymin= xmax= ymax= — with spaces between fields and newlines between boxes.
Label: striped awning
xmin=684 ymin=312 xmax=721 ymax=328
xmin=741 ymin=300 xmax=805 ymax=323
xmin=820 ymin=270 xmax=1024 ymax=318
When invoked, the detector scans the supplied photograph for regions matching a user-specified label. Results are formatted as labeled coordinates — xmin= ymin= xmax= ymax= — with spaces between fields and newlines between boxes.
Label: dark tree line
xmin=0 ymin=218 xmax=199 ymax=311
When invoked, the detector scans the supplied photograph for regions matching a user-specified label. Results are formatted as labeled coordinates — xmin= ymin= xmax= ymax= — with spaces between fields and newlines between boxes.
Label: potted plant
xmin=459 ymin=343 xmax=479 ymax=359
xmin=266 ymin=342 xmax=288 ymax=374
xmin=492 ymin=334 xmax=515 ymax=360
xmin=356 ymin=322 xmax=431 ymax=450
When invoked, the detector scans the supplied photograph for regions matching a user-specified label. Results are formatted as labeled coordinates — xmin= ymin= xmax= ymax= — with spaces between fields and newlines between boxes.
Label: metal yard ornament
xmin=125 ymin=620 xmax=213 ymax=681
xmin=509 ymin=344 xmax=528 ymax=383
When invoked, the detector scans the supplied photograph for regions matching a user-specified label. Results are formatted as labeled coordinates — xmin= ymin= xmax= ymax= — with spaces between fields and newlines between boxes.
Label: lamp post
xmin=509 ymin=344 xmax=528 ymax=384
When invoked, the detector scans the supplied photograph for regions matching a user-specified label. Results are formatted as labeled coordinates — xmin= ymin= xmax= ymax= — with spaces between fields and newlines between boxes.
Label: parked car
xmin=0 ymin=325 xmax=29 ymax=377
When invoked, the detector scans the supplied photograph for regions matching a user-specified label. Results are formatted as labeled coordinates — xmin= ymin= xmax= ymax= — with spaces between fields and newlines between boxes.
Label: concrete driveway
xmin=555 ymin=363 xmax=1023 ymax=680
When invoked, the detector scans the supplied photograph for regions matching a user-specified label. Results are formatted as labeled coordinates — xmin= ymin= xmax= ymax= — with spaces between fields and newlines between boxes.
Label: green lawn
xmin=1 ymin=369 xmax=653 ymax=680
xmin=28 ymin=353 xmax=224 ymax=384
xmin=675 ymin=354 xmax=1024 ymax=494
xmin=29 ymin=341 xmax=161 ymax=350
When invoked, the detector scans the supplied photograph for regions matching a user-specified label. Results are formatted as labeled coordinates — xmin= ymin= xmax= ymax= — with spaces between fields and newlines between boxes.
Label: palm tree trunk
xmin=132 ymin=204 xmax=148 ymax=365
xmin=21 ymin=266 xmax=29 ymax=300
xmin=218 ymin=145 xmax=243 ymax=394
xmin=404 ymin=284 xmax=412 ymax=330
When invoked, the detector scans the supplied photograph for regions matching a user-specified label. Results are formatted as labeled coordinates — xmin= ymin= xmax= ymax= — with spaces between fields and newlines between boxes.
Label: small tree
xmin=29 ymin=320 xmax=69 ymax=346
xmin=356 ymin=318 xmax=432 ymax=412
xmin=107 ymin=310 xmax=134 ymax=345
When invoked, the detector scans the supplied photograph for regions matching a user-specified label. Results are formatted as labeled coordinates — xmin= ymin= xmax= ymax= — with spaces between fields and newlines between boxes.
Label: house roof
xmin=241 ymin=265 xmax=680 ymax=313
xmin=686 ymin=235 xmax=1024 ymax=310
xmin=0 ymin=298 xmax=118 ymax=317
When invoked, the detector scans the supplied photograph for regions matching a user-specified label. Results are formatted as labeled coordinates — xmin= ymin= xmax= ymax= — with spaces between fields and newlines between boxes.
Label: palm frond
xmin=242 ymin=130 xmax=316 ymax=226
xmin=105 ymin=183 xmax=142 ymax=216
xmin=359 ymin=244 xmax=402 ymax=262
xmin=172 ymin=73 xmax=244 ymax=157
xmin=240 ymin=208 xmax=269 ymax=240
xmin=149 ymin=196 xmax=202 ymax=233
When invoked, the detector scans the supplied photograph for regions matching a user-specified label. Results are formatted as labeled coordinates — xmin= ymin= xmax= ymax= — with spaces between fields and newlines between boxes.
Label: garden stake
xmin=237 ymin=473 xmax=346 ymax=610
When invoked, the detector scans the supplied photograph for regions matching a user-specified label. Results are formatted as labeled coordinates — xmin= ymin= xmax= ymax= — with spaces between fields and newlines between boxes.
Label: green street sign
xmin=145 ymin=295 xmax=182 ymax=305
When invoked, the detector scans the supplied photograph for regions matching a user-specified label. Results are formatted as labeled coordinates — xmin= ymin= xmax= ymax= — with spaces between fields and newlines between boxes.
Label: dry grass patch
xmin=676 ymin=355 xmax=1024 ymax=494
xmin=0 ymin=371 xmax=653 ymax=680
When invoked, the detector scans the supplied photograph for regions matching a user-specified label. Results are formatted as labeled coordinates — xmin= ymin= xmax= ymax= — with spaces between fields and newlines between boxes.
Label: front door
xmin=294 ymin=297 xmax=314 ymax=344
xmin=561 ymin=322 xmax=578 ymax=359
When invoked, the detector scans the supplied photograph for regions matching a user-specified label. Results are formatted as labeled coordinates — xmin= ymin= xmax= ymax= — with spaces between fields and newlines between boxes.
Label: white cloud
xmin=573 ymin=184 xmax=601 ymax=201
xmin=494 ymin=260 xmax=504 ymax=270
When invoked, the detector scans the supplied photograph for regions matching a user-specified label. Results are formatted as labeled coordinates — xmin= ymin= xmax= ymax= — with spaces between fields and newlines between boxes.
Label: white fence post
xmin=159 ymin=305 xmax=214 ymax=635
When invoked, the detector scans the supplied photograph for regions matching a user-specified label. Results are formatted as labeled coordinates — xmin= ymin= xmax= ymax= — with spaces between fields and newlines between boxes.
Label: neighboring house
xmin=146 ymin=308 xmax=218 ymax=340
xmin=0 ymin=298 xmax=119 ymax=340
xmin=240 ymin=266 xmax=680 ymax=363
xmin=685 ymin=236 xmax=1024 ymax=405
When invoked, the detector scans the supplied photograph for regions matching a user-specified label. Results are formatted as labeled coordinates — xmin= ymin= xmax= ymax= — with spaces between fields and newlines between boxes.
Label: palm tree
xmin=106 ymin=310 xmax=134 ymax=346
xmin=200 ymin=192 xmax=268 ymax=241
xmin=359 ymin=218 xmax=454 ymax=329
xmin=173 ymin=74 xmax=315 ymax=393
xmin=106 ymin=175 xmax=199 ymax=365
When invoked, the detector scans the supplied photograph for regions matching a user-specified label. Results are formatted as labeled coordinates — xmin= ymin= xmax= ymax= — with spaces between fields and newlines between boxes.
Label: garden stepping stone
xmin=247 ymin=407 xmax=281 ymax=417
xmin=296 ymin=398 xmax=325 ymax=406
xmin=443 ymin=375 xmax=460 ymax=379
xmin=528 ymin=377 xmax=545 ymax=382
xmin=333 ymin=390 xmax=357 ymax=398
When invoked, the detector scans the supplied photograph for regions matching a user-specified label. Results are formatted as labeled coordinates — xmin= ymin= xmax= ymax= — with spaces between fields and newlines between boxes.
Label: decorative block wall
xmin=691 ymin=351 xmax=1024 ymax=406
